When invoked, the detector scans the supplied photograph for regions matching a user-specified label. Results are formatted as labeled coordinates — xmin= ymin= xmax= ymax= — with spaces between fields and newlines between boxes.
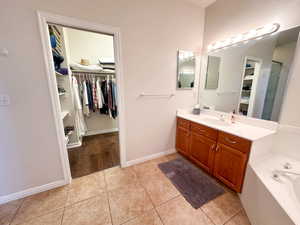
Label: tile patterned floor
xmin=0 ymin=153 xmax=251 ymax=225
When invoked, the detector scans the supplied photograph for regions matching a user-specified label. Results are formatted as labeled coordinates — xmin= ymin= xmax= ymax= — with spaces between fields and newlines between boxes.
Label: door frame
xmin=37 ymin=11 xmax=127 ymax=183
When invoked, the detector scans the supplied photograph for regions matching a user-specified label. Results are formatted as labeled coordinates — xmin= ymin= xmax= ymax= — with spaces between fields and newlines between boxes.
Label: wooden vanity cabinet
xmin=190 ymin=133 xmax=215 ymax=173
xmin=175 ymin=118 xmax=190 ymax=157
xmin=189 ymin=122 xmax=217 ymax=173
xmin=176 ymin=117 xmax=251 ymax=192
xmin=213 ymin=144 xmax=248 ymax=192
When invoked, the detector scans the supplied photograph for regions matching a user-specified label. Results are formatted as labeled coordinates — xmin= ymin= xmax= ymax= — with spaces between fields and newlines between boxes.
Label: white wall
xmin=0 ymin=0 xmax=204 ymax=197
xmin=65 ymin=28 xmax=114 ymax=65
xmin=85 ymin=113 xmax=118 ymax=135
xmin=204 ymin=0 xmax=300 ymax=126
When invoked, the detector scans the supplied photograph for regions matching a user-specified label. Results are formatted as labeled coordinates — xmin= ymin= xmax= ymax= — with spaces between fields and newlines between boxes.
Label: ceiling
xmin=184 ymin=0 xmax=216 ymax=8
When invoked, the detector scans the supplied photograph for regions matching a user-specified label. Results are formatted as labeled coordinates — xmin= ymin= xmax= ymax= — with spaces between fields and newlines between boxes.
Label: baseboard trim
xmin=0 ymin=179 xmax=68 ymax=204
xmin=85 ymin=128 xmax=119 ymax=136
xmin=125 ymin=148 xmax=176 ymax=167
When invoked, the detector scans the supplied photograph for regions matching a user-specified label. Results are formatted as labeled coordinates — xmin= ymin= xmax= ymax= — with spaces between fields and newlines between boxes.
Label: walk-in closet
xmin=48 ymin=24 xmax=119 ymax=178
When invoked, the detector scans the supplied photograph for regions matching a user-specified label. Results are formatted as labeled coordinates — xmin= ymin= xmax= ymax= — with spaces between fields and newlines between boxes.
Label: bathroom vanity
xmin=175 ymin=109 xmax=276 ymax=192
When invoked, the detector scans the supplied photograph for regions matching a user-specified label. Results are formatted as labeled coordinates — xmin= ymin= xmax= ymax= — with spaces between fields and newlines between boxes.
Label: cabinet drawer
xmin=218 ymin=131 xmax=251 ymax=153
xmin=190 ymin=122 xmax=218 ymax=141
xmin=177 ymin=117 xmax=190 ymax=130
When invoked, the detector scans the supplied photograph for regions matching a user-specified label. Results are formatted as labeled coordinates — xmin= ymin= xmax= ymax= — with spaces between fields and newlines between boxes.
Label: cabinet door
xmin=213 ymin=144 xmax=248 ymax=192
xmin=190 ymin=133 xmax=216 ymax=173
xmin=176 ymin=127 xmax=190 ymax=156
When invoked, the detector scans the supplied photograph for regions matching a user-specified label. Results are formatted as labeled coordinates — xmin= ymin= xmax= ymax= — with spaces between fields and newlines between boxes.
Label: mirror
xmin=205 ymin=56 xmax=221 ymax=89
xmin=177 ymin=50 xmax=196 ymax=89
xmin=199 ymin=26 xmax=300 ymax=122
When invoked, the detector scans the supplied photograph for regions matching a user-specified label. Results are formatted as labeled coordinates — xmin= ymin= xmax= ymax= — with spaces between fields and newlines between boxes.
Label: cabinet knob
xmin=215 ymin=145 xmax=220 ymax=152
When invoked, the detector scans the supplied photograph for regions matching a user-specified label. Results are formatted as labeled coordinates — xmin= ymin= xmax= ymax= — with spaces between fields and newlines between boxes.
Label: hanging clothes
xmin=100 ymin=80 xmax=109 ymax=115
xmin=72 ymin=73 xmax=118 ymax=119
xmin=82 ymin=80 xmax=90 ymax=116
xmin=72 ymin=77 xmax=87 ymax=136
xmin=96 ymin=78 xmax=103 ymax=109
xmin=111 ymin=80 xmax=118 ymax=119
xmin=92 ymin=78 xmax=98 ymax=110
xmin=107 ymin=79 xmax=112 ymax=118
xmin=86 ymin=80 xmax=94 ymax=111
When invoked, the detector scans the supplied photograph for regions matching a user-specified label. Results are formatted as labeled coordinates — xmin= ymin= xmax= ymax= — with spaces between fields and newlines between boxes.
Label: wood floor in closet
xmin=68 ymin=132 xmax=120 ymax=178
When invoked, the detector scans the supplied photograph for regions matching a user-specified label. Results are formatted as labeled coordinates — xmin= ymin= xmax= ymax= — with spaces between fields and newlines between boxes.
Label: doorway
xmin=38 ymin=12 xmax=126 ymax=183
xmin=262 ymin=61 xmax=282 ymax=120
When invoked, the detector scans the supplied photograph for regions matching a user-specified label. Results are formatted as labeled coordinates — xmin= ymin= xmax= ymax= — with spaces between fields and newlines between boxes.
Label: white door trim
xmin=37 ymin=11 xmax=127 ymax=185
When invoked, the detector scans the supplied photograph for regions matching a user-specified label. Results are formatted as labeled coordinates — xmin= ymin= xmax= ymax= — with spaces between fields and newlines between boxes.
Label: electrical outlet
xmin=0 ymin=94 xmax=10 ymax=106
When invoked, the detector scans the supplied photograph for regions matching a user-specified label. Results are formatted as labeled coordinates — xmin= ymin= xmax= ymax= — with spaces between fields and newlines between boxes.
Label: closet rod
xmin=71 ymin=70 xmax=115 ymax=75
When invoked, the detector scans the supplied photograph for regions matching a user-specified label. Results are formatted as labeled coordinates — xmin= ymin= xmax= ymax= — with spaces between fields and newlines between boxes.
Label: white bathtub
xmin=240 ymin=125 xmax=300 ymax=225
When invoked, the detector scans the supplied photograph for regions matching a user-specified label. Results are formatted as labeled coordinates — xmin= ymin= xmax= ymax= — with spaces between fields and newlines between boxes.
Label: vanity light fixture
xmin=207 ymin=23 xmax=280 ymax=52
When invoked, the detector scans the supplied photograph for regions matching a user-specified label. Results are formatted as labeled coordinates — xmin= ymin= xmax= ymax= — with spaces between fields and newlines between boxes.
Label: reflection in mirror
xmin=205 ymin=56 xmax=221 ymax=89
xmin=177 ymin=50 xmax=195 ymax=89
xmin=199 ymin=26 xmax=300 ymax=122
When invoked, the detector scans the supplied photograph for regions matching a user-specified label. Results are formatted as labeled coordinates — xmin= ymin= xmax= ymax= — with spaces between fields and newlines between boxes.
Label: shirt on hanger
xmin=82 ymin=80 xmax=90 ymax=116
xmin=96 ymin=79 xmax=103 ymax=109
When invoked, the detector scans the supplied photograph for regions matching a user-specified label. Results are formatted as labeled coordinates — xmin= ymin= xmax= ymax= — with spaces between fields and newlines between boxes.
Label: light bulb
xmin=207 ymin=44 xmax=213 ymax=51
xmin=232 ymin=34 xmax=243 ymax=44
xmin=245 ymin=29 xmax=257 ymax=40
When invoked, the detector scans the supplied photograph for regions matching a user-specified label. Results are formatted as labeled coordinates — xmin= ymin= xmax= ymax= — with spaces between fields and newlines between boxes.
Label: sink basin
xmin=201 ymin=117 xmax=231 ymax=127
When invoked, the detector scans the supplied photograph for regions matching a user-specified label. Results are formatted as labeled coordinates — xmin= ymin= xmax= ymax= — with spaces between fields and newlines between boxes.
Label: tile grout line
xmin=199 ymin=207 xmax=217 ymax=225
xmin=10 ymin=206 xmax=67 ymax=225
xmin=116 ymin=164 xmax=163 ymax=225
xmin=222 ymin=208 xmax=243 ymax=225
xmin=65 ymin=172 xmax=109 ymax=206
xmin=103 ymin=171 xmax=115 ymax=225
xmin=122 ymin=166 xmax=157 ymax=225
xmin=8 ymin=194 xmax=70 ymax=225
xmin=197 ymin=188 xmax=230 ymax=225
xmin=153 ymin=194 xmax=181 ymax=208
xmin=198 ymin=189 xmax=242 ymax=225
xmin=8 ymin=198 xmax=25 ymax=225
xmin=59 ymin=206 xmax=67 ymax=225
xmin=108 ymin=166 xmax=155 ymax=225
xmin=134 ymin=160 xmax=185 ymax=225
xmin=59 ymin=186 xmax=72 ymax=225
xmin=136 ymin=173 xmax=166 ymax=225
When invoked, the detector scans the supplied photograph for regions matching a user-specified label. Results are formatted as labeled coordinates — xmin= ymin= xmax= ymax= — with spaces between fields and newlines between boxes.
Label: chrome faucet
xmin=283 ymin=162 xmax=292 ymax=169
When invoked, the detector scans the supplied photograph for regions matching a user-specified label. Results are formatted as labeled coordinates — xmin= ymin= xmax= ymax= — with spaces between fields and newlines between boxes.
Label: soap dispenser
xmin=193 ymin=104 xmax=201 ymax=115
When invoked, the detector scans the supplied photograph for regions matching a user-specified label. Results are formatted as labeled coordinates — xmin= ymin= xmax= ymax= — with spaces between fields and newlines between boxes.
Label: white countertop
xmin=177 ymin=109 xmax=276 ymax=141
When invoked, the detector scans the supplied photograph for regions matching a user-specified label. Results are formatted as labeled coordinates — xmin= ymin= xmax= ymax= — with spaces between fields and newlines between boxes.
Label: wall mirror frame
xmin=199 ymin=25 xmax=300 ymax=122
xmin=177 ymin=50 xmax=196 ymax=90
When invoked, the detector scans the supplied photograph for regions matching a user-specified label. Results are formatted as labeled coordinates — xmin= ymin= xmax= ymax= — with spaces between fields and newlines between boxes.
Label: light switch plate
xmin=0 ymin=94 xmax=10 ymax=106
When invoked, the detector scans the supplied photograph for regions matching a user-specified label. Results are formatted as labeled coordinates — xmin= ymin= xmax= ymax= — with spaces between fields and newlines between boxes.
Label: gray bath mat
xmin=158 ymin=157 xmax=224 ymax=209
